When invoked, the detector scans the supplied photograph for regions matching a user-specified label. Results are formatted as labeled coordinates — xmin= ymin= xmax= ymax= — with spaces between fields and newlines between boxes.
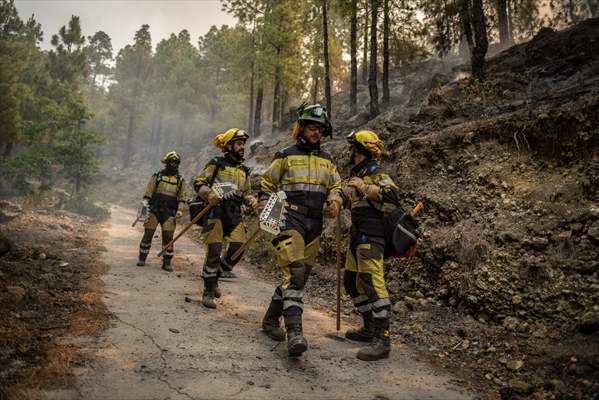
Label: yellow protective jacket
xmin=345 ymin=160 xmax=399 ymax=237
xmin=193 ymin=156 xmax=251 ymax=199
xmin=260 ymin=142 xmax=342 ymax=215
xmin=194 ymin=155 xmax=252 ymax=226
xmin=143 ymin=170 xmax=187 ymax=212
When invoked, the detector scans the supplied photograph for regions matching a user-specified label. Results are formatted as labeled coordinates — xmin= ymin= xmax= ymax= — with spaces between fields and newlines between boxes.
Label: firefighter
xmin=137 ymin=151 xmax=187 ymax=272
xmin=341 ymin=130 xmax=400 ymax=361
xmin=194 ymin=128 xmax=257 ymax=309
xmin=259 ymin=104 xmax=343 ymax=357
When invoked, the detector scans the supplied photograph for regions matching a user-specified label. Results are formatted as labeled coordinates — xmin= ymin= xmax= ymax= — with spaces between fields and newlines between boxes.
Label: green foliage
xmin=53 ymin=88 xmax=105 ymax=193
xmin=48 ymin=15 xmax=88 ymax=85
xmin=86 ymin=30 xmax=113 ymax=88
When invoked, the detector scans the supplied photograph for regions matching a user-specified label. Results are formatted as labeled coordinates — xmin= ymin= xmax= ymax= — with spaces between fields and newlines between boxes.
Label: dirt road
xmin=43 ymin=206 xmax=474 ymax=400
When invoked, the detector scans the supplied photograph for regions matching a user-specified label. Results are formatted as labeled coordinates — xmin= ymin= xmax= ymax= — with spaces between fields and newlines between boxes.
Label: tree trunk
xmin=3 ymin=142 xmax=13 ymax=158
xmin=471 ymin=0 xmax=488 ymax=81
xmin=350 ymin=0 xmax=358 ymax=116
xmin=587 ymin=0 xmax=599 ymax=17
xmin=279 ymin=90 xmax=287 ymax=129
xmin=123 ymin=110 xmax=135 ymax=168
xmin=248 ymin=59 xmax=255 ymax=134
xmin=362 ymin=1 xmax=369 ymax=84
xmin=368 ymin=0 xmax=380 ymax=117
xmin=459 ymin=0 xmax=474 ymax=55
xmin=495 ymin=0 xmax=511 ymax=44
xmin=272 ymin=47 xmax=282 ymax=132
xmin=254 ymin=86 xmax=264 ymax=137
xmin=323 ymin=0 xmax=332 ymax=117
xmin=312 ymin=75 xmax=320 ymax=104
xmin=210 ymin=67 xmax=220 ymax=123
xmin=382 ymin=0 xmax=390 ymax=107
xmin=153 ymin=111 xmax=163 ymax=158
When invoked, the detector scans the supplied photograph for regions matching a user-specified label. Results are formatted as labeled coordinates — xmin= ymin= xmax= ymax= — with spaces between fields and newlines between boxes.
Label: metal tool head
xmin=212 ymin=182 xmax=238 ymax=200
xmin=259 ymin=191 xmax=287 ymax=235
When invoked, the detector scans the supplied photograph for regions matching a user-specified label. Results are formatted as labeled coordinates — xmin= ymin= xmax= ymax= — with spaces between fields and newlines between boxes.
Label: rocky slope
xmin=246 ymin=18 xmax=599 ymax=399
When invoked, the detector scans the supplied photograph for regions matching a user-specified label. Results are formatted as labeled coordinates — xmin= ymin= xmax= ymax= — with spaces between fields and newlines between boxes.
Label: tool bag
xmin=367 ymin=197 xmax=419 ymax=259
xmin=383 ymin=207 xmax=419 ymax=259
xmin=188 ymin=158 xmax=222 ymax=226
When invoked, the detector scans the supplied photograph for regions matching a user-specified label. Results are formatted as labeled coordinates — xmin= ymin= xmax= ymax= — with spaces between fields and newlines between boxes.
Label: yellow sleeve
xmin=259 ymin=156 xmax=285 ymax=200
xmin=194 ymin=163 xmax=217 ymax=193
xmin=143 ymin=175 xmax=157 ymax=200
xmin=327 ymin=164 xmax=342 ymax=196
xmin=177 ymin=178 xmax=187 ymax=203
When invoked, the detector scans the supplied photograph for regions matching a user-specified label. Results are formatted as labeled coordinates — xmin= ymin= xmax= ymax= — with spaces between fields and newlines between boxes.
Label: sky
xmin=15 ymin=0 xmax=237 ymax=52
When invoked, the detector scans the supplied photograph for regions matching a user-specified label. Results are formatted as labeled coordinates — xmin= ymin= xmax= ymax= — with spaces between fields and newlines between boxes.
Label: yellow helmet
xmin=346 ymin=130 xmax=383 ymax=159
xmin=213 ymin=128 xmax=249 ymax=151
xmin=161 ymin=151 xmax=181 ymax=164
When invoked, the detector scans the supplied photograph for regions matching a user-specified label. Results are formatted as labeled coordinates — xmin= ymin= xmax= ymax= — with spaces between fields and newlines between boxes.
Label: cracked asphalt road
xmin=43 ymin=205 xmax=475 ymax=400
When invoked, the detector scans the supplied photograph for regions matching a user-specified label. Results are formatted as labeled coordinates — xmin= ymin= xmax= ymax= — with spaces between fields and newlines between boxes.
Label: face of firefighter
xmin=302 ymin=123 xmax=324 ymax=145
xmin=229 ymin=139 xmax=246 ymax=159
xmin=165 ymin=160 xmax=180 ymax=173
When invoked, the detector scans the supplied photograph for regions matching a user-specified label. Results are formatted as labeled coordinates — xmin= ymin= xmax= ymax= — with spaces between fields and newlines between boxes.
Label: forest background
xmin=1 ymin=0 xmax=597 ymax=204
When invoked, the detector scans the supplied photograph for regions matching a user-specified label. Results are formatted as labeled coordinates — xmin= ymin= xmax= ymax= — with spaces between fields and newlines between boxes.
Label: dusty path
xmin=45 ymin=206 xmax=474 ymax=400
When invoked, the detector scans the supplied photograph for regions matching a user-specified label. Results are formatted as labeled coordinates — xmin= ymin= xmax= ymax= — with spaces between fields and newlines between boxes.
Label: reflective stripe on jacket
xmin=259 ymin=143 xmax=342 ymax=211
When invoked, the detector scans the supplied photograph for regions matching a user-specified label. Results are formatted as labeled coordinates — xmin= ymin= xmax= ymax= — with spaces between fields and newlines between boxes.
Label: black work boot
xmin=285 ymin=314 xmax=308 ymax=357
xmin=262 ymin=299 xmax=285 ymax=342
xmin=345 ymin=310 xmax=374 ymax=342
xmin=161 ymin=258 xmax=173 ymax=272
xmin=137 ymin=253 xmax=147 ymax=267
xmin=357 ymin=318 xmax=391 ymax=361
xmin=202 ymin=279 xmax=217 ymax=309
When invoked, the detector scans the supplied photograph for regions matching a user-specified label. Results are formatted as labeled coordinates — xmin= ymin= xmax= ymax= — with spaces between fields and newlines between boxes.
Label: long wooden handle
xmin=412 ymin=202 xmax=424 ymax=217
xmin=158 ymin=203 xmax=212 ymax=256
xmin=132 ymin=217 xmax=140 ymax=227
xmin=335 ymin=212 xmax=342 ymax=331
xmin=231 ymin=227 xmax=261 ymax=261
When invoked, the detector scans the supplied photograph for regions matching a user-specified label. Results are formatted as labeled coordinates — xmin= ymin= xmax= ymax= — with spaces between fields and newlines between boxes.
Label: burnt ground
xmin=0 ymin=207 xmax=110 ymax=399
xmin=241 ymin=18 xmax=599 ymax=400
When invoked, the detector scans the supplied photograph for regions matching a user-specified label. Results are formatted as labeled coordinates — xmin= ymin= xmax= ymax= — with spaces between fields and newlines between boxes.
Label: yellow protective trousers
xmin=139 ymin=209 xmax=176 ymax=263
xmin=200 ymin=217 xmax=247 ymax=280
xmin=270 ymin=211 xmax=322 ymax=315
xmin=343 ymin=235 xmax=391 ymax=320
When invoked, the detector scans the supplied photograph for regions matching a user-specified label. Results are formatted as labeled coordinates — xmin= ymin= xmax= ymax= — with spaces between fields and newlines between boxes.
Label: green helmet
xmin=297 ymin=104 xmax=332 ymax=137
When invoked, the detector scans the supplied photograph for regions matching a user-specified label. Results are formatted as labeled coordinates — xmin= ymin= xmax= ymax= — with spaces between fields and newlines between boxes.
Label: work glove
xmin=175 ymin=205 xmax=184 ymax=219
xmin=323 ymin=195 xmax=343 ymax=219
xmin=257 ymin=199 xmax=268 ymax=215
xmin=245 ymin=195 xmax=258 ymax=210
xmin=347 ymin=177 xmax=380 ymax=201
xmin=347 ymin=177 xmax=367 ymax=194
xmin=207 ymin=190 xmax=220 ymax=206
